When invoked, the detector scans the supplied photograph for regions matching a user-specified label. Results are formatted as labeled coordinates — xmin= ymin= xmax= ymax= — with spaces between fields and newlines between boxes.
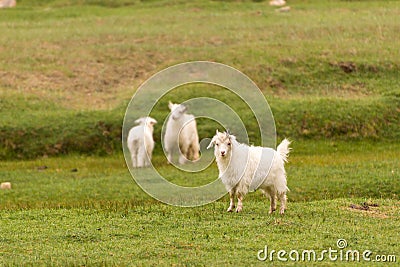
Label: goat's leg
xmin=236 ymin=193 xmax=243 ymax=213
xmin=278 ymin=192 xmax=287 ymax=215
xmin=178 ymin=154 xmax=186 ymax=165
xmin=192 ymin=143 xmax=200 ymax=161
xmin=186 ymin=144 xmax=193 ymax=161
xmin=265 ymin=188 xmax=277 ymax=214
xmin=270 ymin=198 xmax=277 ymax=214
xmin=144 ymin=144 xmax=152 ymax=167
xmin=179 ymin=144 xmax=188 ymax=165
xmin=179 ymin=142 xmax=190 ymax=164
xmin=144 ymin=154 xmax=150 ymax=167
xmin=269 ymin=194 xmax=277 ymax=214
xmin=137 ymin=148 xmax=146 ymax=167
xmin=227 ymin=190 xmax=235 ymax=212
xmin=187 ymin=143 xmax=200 ymax=161
xmin=131 ymin=154 xmax=137 ymax=168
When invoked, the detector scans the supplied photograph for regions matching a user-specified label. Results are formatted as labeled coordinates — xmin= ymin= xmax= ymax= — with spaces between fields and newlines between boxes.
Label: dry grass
xmin=1 ymin=1 xmax=399 ymax=110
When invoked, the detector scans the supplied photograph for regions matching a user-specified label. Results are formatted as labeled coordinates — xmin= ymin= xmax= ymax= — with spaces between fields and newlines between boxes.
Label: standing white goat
xmin=127 ymin=117 xmax=157 ymax=168
xmin=207 ymin=130 xmax=291 ymax=214
xmin=164 ymin=101 xmax=200 ymax=164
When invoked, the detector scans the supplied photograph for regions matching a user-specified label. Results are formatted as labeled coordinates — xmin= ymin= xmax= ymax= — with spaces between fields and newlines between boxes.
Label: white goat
xmin=207 ymin=130 xmax=291 ymax=214
xmin=269 ymin=0 xmax=286 ymax=6
xmin=164 ymin=101 xmax=200 ymax=164
xmin=127 ymin=117 xmax=157 ymax=168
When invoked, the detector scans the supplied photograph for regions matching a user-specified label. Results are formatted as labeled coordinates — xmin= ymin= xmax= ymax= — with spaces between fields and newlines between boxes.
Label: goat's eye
xmin=216 ymin=143 xmax=219 ymax=146
xmin=227 ymin=143 xmax=231 ymax=146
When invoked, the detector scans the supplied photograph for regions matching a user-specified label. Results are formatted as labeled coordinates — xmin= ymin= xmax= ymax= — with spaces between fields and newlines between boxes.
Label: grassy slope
xmin=1 ymin=0 xmax=400 ymax=159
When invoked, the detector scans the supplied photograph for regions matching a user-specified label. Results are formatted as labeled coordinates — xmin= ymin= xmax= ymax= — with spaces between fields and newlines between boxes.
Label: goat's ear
xmin=216 ymin=129 xmax=220 ymax=135
xmin=134 ymin=118 xmax=144 ymax=125
xmin=148 ymin=118 xmax=157 ymax=125
xmin=182 ymin=105 xmax=187 ymax=112
xmin=228 ymin=134 xmax=236 ymax=141
xmin=168 ymin=101 xmax=173 ymax=110
xmin=207 ymin=136 xmax=216 ymax=149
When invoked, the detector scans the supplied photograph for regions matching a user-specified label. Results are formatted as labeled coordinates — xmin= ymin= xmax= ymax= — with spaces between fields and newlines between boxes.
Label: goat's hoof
xmin=279 ymin=209 xmax=285 ymax=215
xmin=268 ymin=208 xmax=276 ymax=214
xmin=235 ymin=207 xmax=242 ymax=213
xmin=227 ymin=207 xmax=234 ymax=212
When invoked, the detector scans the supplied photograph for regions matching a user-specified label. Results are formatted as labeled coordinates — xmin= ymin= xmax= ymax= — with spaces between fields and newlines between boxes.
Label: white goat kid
xmin=164 ymin=101 xmax=200 ymax=164
xmin=127 ymin=117 xmax=157 ymax=168
xmin=207 ymin=130 xmax=291 ymax=214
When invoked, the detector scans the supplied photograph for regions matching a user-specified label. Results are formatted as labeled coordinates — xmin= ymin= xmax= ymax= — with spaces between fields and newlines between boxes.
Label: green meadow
xmin=0 ymin=0 xmax=399 ymax=266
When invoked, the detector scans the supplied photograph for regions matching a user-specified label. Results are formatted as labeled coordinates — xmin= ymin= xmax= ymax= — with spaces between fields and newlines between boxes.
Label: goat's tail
xmin=277 ymin=138 xmax=291 ymax=163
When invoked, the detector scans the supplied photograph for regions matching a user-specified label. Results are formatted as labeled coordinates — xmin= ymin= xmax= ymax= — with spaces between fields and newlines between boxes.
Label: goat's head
xmin=168 ymin=101 xmax=187 ymax=121
xmin=207 ymin=130 xmax=236 ymax=159
xmin=134 ymin=117 xmax=157 ymax=130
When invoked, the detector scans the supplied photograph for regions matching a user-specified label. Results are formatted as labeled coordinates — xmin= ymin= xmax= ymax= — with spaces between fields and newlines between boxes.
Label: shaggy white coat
xmin=164 ymin=101 xmax=200 ymax=164
xmin=208 ymin=130 xmax=291 ymax=214
xmin=127 ymin=117 xmax=157 ymax=168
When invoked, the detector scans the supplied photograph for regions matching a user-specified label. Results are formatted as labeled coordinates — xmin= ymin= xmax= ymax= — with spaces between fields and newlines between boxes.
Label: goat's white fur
xmin=127 ymin=117 xmax=157 ymax=168
xmin=208 ymin=130 xmax=291 ymax=214
xmin=164 ymin=101 xmax=200 ymax=164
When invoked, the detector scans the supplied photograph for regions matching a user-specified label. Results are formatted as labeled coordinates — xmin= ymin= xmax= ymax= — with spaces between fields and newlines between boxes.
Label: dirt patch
xmin=330 ymin=61 xmax=357 ymax=73
xmin=339 ymin=62 xmax=357 ymax=73
xmin=346 ymin=202 xmax=390 ymax=219
xmin=349 ymin=202 xmax=379 ymax=211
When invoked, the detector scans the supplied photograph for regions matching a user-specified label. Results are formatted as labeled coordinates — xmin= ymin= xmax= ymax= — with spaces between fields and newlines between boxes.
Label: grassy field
xmin=1 ymin=0 xmax=399 ymax=158
xmin=1 ymin=141 xmax=399 ymax=266
xmin=0 ymin=0 xmax=399 ymax=266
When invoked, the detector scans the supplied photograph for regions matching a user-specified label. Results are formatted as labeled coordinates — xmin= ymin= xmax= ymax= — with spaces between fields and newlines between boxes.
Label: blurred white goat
xmin=269 ymin=0 xmax=286 ymax=6
xmin=208 ymin=130 xmax=291 ymax=214
xmin=164 ymin=101 xmax=200 ymax=164
xmin=127 ymin=117 xmax=157 ymax=168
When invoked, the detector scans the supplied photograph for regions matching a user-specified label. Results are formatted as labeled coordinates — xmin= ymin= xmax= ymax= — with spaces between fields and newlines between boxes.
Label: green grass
xmin=1 ymin=141 xmax=399 ymax=266
xmin=1 ymin=0 xmax=400 ymax=265
xmin=2 ymin=0 xmax=399 ymax=96
xmin=1 ymin=140 xmax=398 ymax=209
xmin=1 ymin=0 xmax=400 ymax=159
xmin=1 ymin=199 xmax=399 ymax=266
xmin=1 ymin=85 xmax=399 ymax=159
